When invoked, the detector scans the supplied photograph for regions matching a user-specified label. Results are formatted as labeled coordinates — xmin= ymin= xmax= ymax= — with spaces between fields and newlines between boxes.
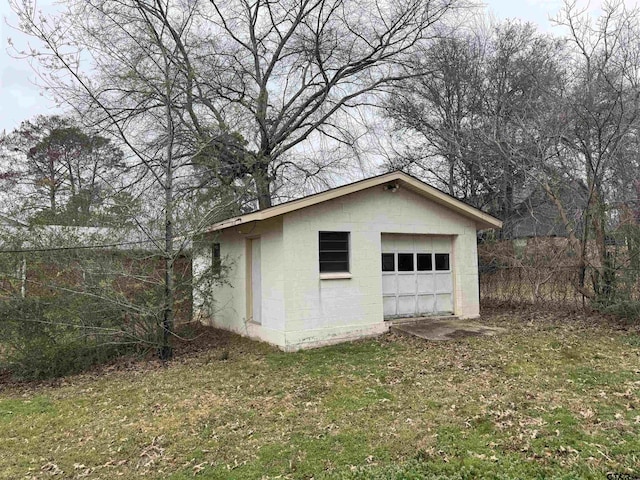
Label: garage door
xmin=381 ymin=234 xmax=453 ymax=318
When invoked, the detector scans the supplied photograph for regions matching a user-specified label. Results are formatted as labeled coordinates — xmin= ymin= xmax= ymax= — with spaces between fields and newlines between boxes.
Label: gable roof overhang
xmin=206 ymin=171 xmax=503 ymax=233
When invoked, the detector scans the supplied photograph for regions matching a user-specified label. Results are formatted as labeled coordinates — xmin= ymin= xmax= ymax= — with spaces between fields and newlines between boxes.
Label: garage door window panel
xmin=435 ymin=253 xmax=450 ymax=271
xmin=417 ymin=253 xmax=432 ymax=271
xmin=398 ymin=253 xmax=414 ymax=271
xmin=382 ymin=253 xmax=395 ymax=272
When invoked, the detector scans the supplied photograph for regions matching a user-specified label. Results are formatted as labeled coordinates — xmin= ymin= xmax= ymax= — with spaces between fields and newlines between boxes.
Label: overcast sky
xmin=0 ymin=0 xmax=638 ymax=134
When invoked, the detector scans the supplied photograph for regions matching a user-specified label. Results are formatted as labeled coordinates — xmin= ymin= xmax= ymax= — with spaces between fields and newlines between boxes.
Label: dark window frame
xmin=319 ymin=231 xmax=350 ymax=273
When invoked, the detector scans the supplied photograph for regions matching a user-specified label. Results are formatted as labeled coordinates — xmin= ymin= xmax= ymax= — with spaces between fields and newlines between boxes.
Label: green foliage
xmin=590 ymin=224 xmax=640 ymax=321
xmin=0 ymin=232 xmax=194 ymax=379
xmin=0 ymin=295 xmax=144 ymax=380
xmin=623 ymin=333 xmax=640 ymax=347
xmin=0 ymin=396 xmax=55 ymax=421
xmin=3 ymin=114 xmax=131 ymax=227
xmin=594 ymin=300 xmax=640 ymax=322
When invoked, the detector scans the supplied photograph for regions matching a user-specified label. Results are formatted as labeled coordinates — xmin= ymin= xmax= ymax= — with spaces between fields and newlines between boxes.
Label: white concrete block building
xmin=193 ymin=171 xmax=502 ymax=351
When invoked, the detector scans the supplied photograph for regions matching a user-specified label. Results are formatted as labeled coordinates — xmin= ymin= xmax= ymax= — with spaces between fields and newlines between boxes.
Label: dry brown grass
xmin=1 ymin=308 xmax=639 ymax=479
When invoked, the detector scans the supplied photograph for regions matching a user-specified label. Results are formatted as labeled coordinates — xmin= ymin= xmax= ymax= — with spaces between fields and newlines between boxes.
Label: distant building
xmin=510 ymin=181 xmax=588 ymax=239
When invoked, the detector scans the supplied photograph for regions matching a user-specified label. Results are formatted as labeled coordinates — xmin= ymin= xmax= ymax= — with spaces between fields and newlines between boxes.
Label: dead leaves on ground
xmin=6 ymin=309 xmax=640 ymax=478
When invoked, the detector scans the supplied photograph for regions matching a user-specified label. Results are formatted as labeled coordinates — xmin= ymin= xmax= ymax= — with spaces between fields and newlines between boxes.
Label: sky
xmin=0 ymin=0 xmax=639 ymax=135
xmin=0 ymin=0 xmax=58 ymax=134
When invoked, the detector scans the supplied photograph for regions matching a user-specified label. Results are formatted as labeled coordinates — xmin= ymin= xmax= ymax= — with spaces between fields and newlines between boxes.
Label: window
xmin=417 ymin=253 xmax=432 ymax=271
xmin=319 ymin=232 xmax=349 ymax=273
xmin=212 ymin=242 xmax=221 ymax=274
xmin=382 ymin=253 xmax=395 ymax=272
xmin=397 ymin=253 xmax=414 ymax=271
xmin=435 ymin=253 xmax=450 ymax=271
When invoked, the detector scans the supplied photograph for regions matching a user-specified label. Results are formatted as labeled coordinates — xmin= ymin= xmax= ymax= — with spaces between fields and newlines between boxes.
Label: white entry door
xmin=381 ymin=234 xmax=453 ymax=318
xmin=248 ymin=238 xmax=262 ymax=324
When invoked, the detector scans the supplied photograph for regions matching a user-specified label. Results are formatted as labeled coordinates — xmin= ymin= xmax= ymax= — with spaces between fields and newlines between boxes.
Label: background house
xmin=510 ymin=180 xmax=589 ymax=239
xmin=193 ymin=171 xmax=502 ymax=351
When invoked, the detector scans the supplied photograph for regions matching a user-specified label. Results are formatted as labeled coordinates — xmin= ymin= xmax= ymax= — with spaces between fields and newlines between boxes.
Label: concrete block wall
xmin=194 ymin=184 xmax=483 ymax=350
xmin=281 ymin=186 xmax=480 ymax=349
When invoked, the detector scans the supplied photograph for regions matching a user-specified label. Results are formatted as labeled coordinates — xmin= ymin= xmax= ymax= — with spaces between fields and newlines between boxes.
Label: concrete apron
xmin=390 ymin=316 xmax=505 ymax=341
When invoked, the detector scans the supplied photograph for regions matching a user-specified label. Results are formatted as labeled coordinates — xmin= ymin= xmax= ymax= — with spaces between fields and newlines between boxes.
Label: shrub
xmin=0 ymin=295 xmax=150 ymax=380
xmin=593 ymin=299 xmax=640 ymax=322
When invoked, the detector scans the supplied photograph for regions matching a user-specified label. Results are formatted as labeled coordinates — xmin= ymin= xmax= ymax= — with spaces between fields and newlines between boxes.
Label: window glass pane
xmin=320 ymin=261 xmax=349 ymax=273
xmin=319 ymin=232 xmax=349 ymax=273
xmin=417 ymin=253 xmax=432 ymax=271
xmin=382 ymin=253 xmax=395 ymax=272
xmin=319 ymin=240 xmax=348 ymax=251
xmin=435 ymin=253 xmax=450 ymax=271
xmin=397 ymin=253 xmax=414 ymax=271
xmin=212 ymin=243 xmax=222 ymax=274
xmin=320 ymin=232 xmax=348 ymax=241
xmin=320 ymin=251 xmax=349 ymax=262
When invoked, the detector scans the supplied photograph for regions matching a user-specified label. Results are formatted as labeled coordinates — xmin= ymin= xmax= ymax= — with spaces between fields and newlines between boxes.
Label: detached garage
xmin=193 ymin=171 xmax=502 ymax=351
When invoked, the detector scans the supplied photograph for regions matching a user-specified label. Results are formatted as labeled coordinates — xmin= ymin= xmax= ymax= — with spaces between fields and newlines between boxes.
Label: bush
xmin=0 ymin=295 xmax=148 ymax=380
xmin=593 ymin=299 xmax=640 ymax=322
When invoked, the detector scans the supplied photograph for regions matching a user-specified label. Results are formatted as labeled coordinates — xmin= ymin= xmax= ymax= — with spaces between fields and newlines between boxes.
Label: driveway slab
xmin=391 ymin=318 xmax=505 ymax=341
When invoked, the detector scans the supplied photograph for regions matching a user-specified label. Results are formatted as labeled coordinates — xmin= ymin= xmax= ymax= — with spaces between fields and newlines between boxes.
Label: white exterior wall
xmin=195 ymin=217 xmax=287 ymax=346
xmin=194 ymin=184 xmax=483 ymax=351
xmin=281 ymin=186 xmax=480 ymax=350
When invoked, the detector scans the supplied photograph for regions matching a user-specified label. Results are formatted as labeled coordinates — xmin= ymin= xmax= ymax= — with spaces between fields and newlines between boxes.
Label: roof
xmin=206 ymin=171 xmax=503 ymax=232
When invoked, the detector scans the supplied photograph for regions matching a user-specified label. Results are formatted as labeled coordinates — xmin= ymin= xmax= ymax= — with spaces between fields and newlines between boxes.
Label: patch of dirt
xmin=172 ymin=322 xmax=239 ymax=356
xmin=445 ymin=329 xmax=484 ymax=339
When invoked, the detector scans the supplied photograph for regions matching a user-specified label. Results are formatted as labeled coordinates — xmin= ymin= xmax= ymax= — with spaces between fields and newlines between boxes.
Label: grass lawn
xmin=1 ymin=308 xmax=639 ymax=479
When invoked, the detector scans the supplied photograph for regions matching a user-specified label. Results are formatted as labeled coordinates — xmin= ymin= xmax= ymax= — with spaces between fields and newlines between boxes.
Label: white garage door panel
xmin=417 ymin=294 xmax=436 ymax=313
xmin=436 ymin=294 xmax=453 ymax=312
xmin=383 ymin=296 xmax=397 ymax=316
xmin=381 ymin=234 xmax=453 ymax=318
xmin=398 ymin=296 xmax=416 ymax=315
xmin=397 ymin=275 xmax=416 ymax=294
xmin=417 ymin=275 xmax=434 ymax=293
xmin=435 ymin=273 xmax=453 ymax=293
xmin=382 ymin=275 xmax=396 ymax=292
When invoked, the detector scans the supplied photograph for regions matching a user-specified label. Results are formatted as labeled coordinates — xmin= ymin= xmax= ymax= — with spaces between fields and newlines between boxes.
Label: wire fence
xmin=479 ymin=264 xmax=588 ymax=308
xmin=0 ymin=249 xmax=194 ymax=322
xmin=479 ymin=263 xmax=640 ymax=310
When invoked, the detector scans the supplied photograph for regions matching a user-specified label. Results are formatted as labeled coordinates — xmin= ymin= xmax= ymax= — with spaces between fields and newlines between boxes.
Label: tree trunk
xmin=541 ymin=180 xmax=594 ymax=299
xmin=49 ymin=187 xmax=56 ymax=216
xmin=591 ymin=185 xmax=613 ymax=301
xmin=253 ymin=160 xmax=272 ymax=209
xmin=160 ymin=103 xmax=175 ymax=361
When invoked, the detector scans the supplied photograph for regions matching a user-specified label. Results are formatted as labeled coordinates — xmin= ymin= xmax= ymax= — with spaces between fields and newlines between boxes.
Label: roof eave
xmin=206 ymin=171 xmax=503 ymax=233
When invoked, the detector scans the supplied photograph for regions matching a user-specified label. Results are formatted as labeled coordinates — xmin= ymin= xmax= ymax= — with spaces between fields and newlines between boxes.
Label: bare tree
xmin=8 ymin=0 xmax=222 ymax=359
xmin=384 ymin=20 xmax=566 ymax=238
xmin=195 ymin=0 xmax=463 ymax=207
xmin=553 ymin=0 xmax=640 ymax=300
xmin=7 ymin=0 xmax=463 ymax=357
xmin=384 ymin=31 xmax=486 ymax=200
